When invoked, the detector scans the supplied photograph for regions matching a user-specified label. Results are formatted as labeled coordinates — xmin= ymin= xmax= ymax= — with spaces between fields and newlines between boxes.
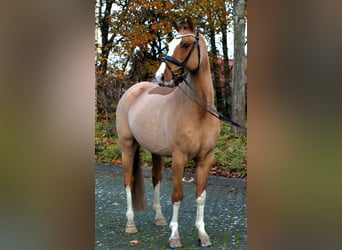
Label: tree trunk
xmin=220 ymin=16 xmax=232 ymax=118
xmin=232 ymin=0 xmax=246 ymax=135
xmin=99 ymin=0 xmax=113 ymax=74
xmin=209 ymin=28 xmax=225 ymax=114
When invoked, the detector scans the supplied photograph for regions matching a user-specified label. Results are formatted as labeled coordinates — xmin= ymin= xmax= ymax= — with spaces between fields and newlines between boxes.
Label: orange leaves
xmin=127 ymin=0 xmax=163 ymax=13
xmin=165 ymin=0 xmax=172 ymax=10
xmin=141 ymin=1 xmax=162 ymax=10
xmin=112 ymin=159 xmax=122 ymax=165
xmin=130 ymin=32 xmax=154 ymax=48
xmin=151 ymin=21 xmax=163 ymax=32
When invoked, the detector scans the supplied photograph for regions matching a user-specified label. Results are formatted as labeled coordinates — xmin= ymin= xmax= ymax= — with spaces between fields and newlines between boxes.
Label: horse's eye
xmin=181 ymin=43 xmax=190 ymax=49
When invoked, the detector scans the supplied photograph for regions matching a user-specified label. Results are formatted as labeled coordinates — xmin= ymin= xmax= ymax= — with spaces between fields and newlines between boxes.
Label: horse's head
xmin=156 ymin=17 xmax=201 ymax=87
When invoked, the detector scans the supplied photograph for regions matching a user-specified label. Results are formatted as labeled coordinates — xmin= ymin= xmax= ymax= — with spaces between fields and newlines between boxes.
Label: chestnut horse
xmin=116 ymin=17 xmax=220 ymax=248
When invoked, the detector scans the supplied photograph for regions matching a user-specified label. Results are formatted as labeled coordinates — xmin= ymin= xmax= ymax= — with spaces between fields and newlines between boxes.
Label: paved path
xmin=95 ymin=164 xmax=247 ymax=249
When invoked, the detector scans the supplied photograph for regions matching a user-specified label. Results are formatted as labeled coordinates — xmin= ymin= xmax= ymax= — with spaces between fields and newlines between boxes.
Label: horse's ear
xmin=172 ymin=20 xmax=181 ymax=32
xmin=173 ymin=16 xmax=195 ymax=32
xmin=185 ymin=16 xmax=195 ymax=32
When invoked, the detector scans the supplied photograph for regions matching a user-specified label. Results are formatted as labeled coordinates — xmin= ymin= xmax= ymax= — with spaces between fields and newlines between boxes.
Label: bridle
xmin=161 ymin=30 xmax=200 ymax=86
xmin=160 ymin=30 xmax=246 ymax=130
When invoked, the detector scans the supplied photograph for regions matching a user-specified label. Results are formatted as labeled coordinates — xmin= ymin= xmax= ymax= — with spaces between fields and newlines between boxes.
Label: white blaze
xmin=155 ymin=37 xmax=182 ymax=85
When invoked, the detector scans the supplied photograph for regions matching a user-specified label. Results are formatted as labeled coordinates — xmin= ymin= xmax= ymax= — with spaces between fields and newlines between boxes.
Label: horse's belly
xmin=128 ymin=105 xmax=171 ymax=156
xmin=131 ymin=125 xmax=171 ymax=156
xmin=136 ymin=133 xmax=171 ymax=156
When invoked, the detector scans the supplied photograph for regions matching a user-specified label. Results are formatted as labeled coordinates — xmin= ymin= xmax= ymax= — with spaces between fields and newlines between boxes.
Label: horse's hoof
xmin=198 ymin=236 xmax=212 ymax=247
xmin=169 ymin=237 xmax=182 ymax=248
xmin=155 ymin=218 xmax=167 ymax=226
xmin=125 ymin=225 xmax=137 ymax=233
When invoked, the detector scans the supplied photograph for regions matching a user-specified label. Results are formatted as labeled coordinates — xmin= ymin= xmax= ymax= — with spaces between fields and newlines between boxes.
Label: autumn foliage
xmin=95 ymin=0 xmax=246 ymax=124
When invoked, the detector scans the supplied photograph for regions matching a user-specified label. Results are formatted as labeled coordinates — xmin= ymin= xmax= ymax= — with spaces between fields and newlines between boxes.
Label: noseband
xmin=161 ymin=30 xmax=201 ymax=86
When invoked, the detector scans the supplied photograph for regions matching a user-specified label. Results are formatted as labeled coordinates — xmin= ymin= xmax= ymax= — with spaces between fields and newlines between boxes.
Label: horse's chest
xmin=176 ymin=125 xmax=218 ymax=155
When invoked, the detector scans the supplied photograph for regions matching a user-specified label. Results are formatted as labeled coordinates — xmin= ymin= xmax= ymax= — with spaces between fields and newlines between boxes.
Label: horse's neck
xmin=187 ymin=59 xmax=215 ymax=107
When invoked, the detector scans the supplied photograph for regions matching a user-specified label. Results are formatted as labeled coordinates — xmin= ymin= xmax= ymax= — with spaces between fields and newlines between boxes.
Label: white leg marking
xmin=196 ymin=190 xmax=209 ymax=238
xmin=125 ymin=186 xmax=137 ymax=233
xmin=153 ymin=182 xmax=166 ymax=225
xmin=125 ymin=186 xmax=134 ymax=222
xmin=169 ymin=201 xmax=181 ymax=240
xmin=153 ymin=182 xmax=162 ymax=216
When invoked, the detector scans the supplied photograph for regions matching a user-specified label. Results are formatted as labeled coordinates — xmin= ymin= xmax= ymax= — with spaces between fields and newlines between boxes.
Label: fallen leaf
xmin=182 ymin=177 xmax=194 ymax=183
xmin=112 ymin=159 xmax=122 ymax=164
xmin=130 ymin=239 xmax=139 ymax=245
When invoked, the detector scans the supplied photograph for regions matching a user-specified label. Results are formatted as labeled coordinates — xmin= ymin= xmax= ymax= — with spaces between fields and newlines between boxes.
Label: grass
xmin=95 ymin=121 xmax=121 ymax=163
xmin=213 ymin=123 xmax=247 ymax=177
xmin=95 ymin=120 xmax=247 ymax=178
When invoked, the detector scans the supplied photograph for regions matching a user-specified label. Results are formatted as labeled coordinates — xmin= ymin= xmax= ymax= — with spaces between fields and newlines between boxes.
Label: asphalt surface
xmin=95 ymin=163 xmax=247 ymax=249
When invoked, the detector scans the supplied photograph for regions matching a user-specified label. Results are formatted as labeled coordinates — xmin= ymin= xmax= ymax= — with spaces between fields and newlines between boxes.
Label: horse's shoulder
xmin=127 ymin=82 xmax=176 ymax=96
xmin=124 ymin=82 xmax=155 ymax=98
xmin=148 ymin=86 xmax=176 ymax=96
xmin=130 ymin=81 xmax=155 ymax=91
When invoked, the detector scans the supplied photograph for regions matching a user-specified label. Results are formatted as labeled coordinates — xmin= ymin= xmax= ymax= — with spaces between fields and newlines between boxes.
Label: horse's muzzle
xmin=158 ymin=80 xmax=175 ymax=88
xmin=156 ymin=73 xmax=175 ymax=88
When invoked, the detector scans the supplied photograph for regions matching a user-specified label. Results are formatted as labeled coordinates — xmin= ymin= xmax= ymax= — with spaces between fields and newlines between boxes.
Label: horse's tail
xmin=132 ymin=145 xmax=147 ymax=211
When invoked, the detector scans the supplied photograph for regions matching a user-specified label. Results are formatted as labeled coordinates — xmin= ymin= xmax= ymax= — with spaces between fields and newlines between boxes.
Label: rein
xmin=178 ymin=76 xmax=247 ymax=129
xmin=161 ymin=30 xmax=246 ymax=130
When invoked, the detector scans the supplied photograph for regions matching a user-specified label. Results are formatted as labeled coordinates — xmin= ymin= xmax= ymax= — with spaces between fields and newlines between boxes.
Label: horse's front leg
xmin=152 ymin=154 xmax=167 ymax=226
xmin=195 ymin=153 xmax=214 ymax=247
xmin=169 ymin=152 xmax=186 ymax=248
xmin=196 ymin=190 xmax=211 ymax=247
xmin=169 ymin=200 xmax=182 ymax=248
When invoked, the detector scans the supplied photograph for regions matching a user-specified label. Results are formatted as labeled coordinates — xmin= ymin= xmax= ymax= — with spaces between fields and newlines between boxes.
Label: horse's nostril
xmin=161 ymin=74 xmax=164 ymax=82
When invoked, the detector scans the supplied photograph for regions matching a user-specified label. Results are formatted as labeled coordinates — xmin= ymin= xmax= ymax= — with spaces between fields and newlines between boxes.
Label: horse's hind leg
xmin=195 ymin=153 xmax=214 ymax=247
xmin=121 ymin=138 xmax=139 ymax=233
xmin=152 ymin=153 xmax=167 ymax=226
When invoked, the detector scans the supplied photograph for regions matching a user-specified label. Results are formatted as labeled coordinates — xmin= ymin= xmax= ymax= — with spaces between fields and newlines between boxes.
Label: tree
xmin=208 ymin=19 xmax=226 ymax=114
xmin=232 ymin=0 xmax=247 ymax=135
xmin=194 ymin=0 xmax=234 ymax=117
xmin=218 ymin=0 xmax=234 ymax=118
xmin=96 ymin=0 xmax=117 ymax=74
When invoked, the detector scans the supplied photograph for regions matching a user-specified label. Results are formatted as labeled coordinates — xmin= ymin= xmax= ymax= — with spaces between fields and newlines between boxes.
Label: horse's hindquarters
xmin=117 ymin=82 xmax=173 ymax=156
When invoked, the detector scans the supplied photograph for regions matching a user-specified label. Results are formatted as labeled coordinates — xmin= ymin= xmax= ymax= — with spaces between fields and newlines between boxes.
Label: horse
xmin=116 ymin=17 xmax=221 ymax=248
